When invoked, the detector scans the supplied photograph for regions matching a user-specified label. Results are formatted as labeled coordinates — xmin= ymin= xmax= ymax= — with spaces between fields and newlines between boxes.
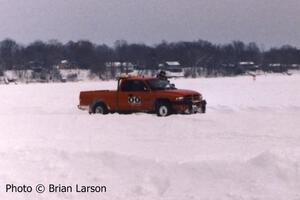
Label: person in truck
xmin=156 ymin=70 xmax=168 ymax=81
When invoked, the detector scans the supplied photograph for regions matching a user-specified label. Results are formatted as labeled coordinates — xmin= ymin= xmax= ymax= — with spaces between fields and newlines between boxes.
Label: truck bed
xmin=79 ymin=90 xmax=118 ymax=110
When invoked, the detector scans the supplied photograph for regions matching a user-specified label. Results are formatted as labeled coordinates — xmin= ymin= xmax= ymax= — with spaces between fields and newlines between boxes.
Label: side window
xmin=121 ymin=80 xmax=147 ymax=92
xmin=121 ymin=80 xmax=132 ymax=91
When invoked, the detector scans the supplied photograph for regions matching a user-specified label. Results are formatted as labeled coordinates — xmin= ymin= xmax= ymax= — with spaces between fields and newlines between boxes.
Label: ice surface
xmin=0 ymin=74 xmax=300 ymax=199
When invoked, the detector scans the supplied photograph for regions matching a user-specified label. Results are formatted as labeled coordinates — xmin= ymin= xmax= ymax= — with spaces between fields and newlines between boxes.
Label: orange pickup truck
xmin=78 ymin=76 xmax=206 ymax=116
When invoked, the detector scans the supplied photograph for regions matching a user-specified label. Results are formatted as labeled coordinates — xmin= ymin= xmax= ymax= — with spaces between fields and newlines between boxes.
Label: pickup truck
xmin=78 ymin=76 xmax=206 ymax=116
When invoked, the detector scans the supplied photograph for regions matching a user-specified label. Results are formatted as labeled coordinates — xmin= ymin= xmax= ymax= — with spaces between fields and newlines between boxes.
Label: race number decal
xmin=128 ymin=95 xmax=141 ymax=104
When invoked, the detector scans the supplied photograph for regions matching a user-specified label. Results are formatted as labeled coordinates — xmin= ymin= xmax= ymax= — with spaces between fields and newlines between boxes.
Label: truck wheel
xmin=92 ymin=103 xmax=108 ymax=114
xmin=156 ymin=102 xmax=171 ymax=117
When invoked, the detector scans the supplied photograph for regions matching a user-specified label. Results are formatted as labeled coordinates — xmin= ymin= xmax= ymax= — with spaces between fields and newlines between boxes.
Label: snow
xmin=0 ymin=74 xmax=300 ymax=199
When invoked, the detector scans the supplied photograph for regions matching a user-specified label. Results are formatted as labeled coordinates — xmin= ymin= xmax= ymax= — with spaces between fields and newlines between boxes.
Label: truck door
xmin=118 ymin=80 xmax=152 ymax=111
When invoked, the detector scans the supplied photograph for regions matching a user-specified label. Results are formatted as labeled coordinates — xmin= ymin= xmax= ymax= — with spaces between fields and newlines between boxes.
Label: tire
xmin=92 ymin=102 xmax=108 ymax=114
xmin=156 ymin=101 xmax=171 ymax=117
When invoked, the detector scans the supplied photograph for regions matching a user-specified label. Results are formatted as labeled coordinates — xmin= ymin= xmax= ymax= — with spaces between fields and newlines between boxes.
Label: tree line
xmin=0 ymin=38 xmax=299 ymax=76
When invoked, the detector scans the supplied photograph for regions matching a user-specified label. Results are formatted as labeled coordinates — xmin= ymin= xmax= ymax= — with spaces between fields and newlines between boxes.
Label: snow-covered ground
xmin=0 ymin=74 xmax=300 ymax=200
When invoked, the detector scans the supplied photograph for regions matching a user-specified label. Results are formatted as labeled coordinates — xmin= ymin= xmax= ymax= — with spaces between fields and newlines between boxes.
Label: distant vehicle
xmin=238 ymin=62 xmax=259 ymax=71
xmin=159 ymin=61 xmax=184 ymax=77
xmin=78 ymin=75 xmax=206 ymax=116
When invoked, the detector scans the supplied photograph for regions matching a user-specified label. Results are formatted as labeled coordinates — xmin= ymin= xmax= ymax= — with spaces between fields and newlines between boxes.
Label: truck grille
xmin=184 ymin=95 xmax=201 ymax=101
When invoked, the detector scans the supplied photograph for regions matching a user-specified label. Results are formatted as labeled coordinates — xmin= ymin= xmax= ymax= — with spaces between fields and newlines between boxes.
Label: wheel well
xmin=155 ymin=98 xmax=171 ymax=108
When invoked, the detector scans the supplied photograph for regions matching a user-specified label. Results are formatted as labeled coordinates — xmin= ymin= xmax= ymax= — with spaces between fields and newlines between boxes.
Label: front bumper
xmin=172 ymin=99 xmax=207 ymax=114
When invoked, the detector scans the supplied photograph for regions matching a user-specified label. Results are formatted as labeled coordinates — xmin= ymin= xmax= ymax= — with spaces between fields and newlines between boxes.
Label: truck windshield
xmin=146 ymin=79 xmax=176 ymax=90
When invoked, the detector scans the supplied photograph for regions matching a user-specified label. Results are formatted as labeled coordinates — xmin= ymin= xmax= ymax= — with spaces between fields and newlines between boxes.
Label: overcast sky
xmin=0 ymin=0 xmax=299 ymax=48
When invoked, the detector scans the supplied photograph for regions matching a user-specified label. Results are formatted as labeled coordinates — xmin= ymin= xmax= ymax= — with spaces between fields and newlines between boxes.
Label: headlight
xmin=199 ymin=94 xmax=203 ymax=100
xmin=175 ymin=96 xmax=184 ymax=101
